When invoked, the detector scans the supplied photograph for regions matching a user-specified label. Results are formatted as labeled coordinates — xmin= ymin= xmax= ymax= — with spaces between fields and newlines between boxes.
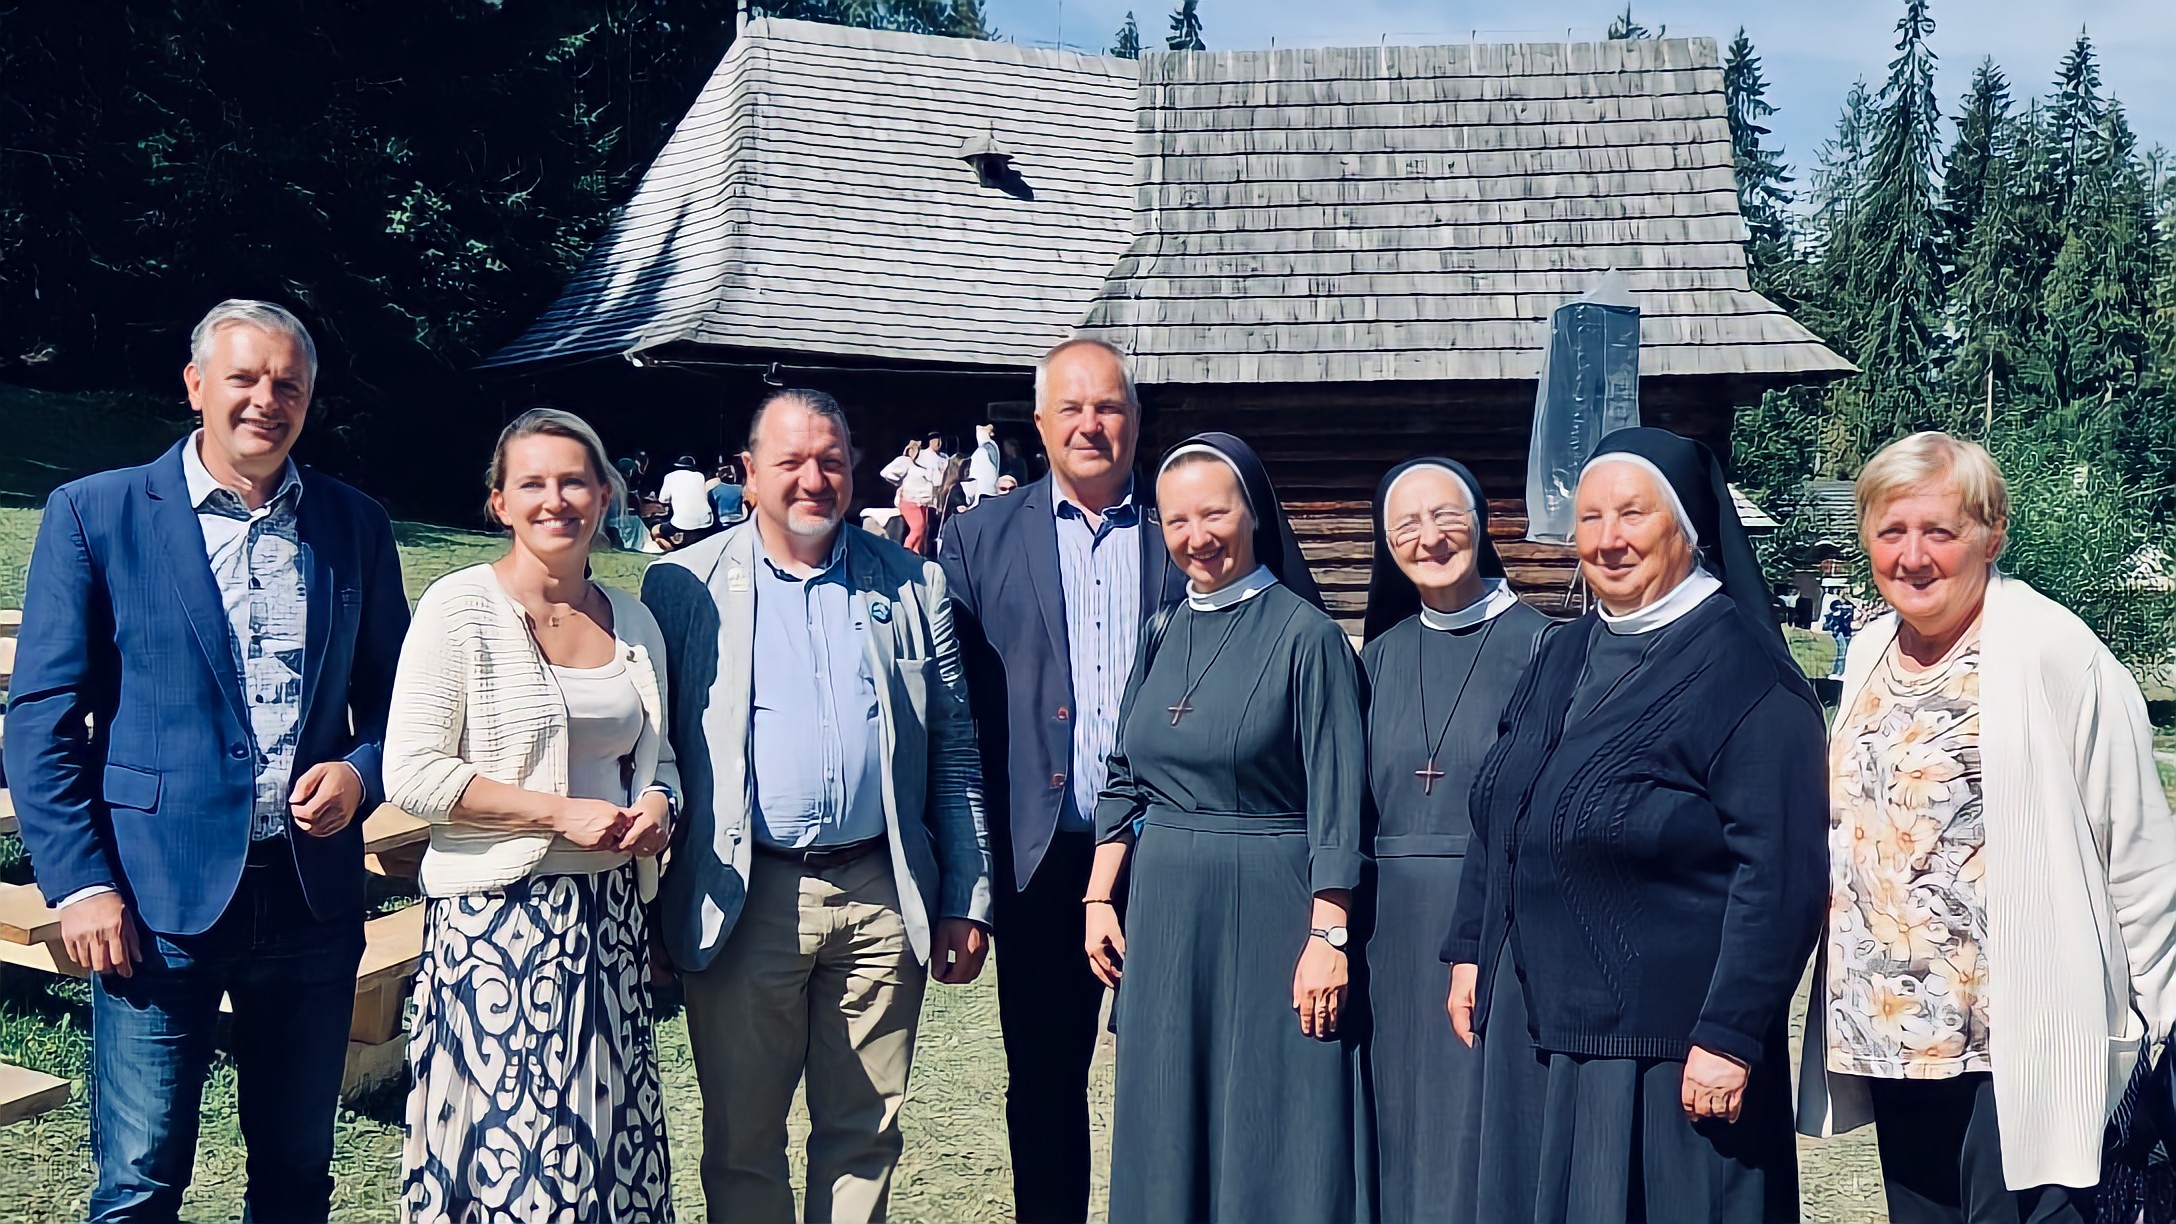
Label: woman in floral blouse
xmin=1798 ymin=432 xmax=2176 ymax=1224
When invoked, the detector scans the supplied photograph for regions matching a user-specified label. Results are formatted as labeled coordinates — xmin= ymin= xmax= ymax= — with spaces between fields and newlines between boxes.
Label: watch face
xmin=1318 ymin=926 xmax=1349 ymax=949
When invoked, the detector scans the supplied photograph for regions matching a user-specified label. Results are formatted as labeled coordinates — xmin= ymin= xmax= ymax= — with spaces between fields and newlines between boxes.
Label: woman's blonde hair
xmin=1855 ymin=431 xmax=2009 ymax=547
xmin=485 ymin=407 xmax=626 ymax=542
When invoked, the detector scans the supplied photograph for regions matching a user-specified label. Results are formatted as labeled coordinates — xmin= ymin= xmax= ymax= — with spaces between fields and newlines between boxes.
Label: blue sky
xmin=986 ymin=1 xmax=2176 ymax=188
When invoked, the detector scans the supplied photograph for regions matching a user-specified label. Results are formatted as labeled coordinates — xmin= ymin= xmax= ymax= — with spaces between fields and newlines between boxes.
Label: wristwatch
xmin=639 ymin=783 xmax=679 ymax=820
xmin=1311 ymin=925 xmax=1350 ymax=950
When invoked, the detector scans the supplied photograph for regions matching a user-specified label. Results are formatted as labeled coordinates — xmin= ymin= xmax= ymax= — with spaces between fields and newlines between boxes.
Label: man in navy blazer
xmin=937 ymin=338 xmax=1185 ymax=1222
xmin=4 ymin=301 xmax=409 ymax=1223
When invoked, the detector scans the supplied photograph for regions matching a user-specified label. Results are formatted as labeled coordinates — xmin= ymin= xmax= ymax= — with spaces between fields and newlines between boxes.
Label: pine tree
xmin=1165 ymin=0 xmax=1204 ymax=51
xmin=1110 ymin=12 xmax=1141 ymax=59
xmin=1848 ymin=0 xmax=1946 ymax=456
xmin=1722 ymin=28 xmax=1793 ymax=294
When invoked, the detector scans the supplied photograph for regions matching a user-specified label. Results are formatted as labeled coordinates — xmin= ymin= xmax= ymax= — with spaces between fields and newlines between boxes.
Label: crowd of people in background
xmin=8 ymin=302 xmax=2176 ymax=1224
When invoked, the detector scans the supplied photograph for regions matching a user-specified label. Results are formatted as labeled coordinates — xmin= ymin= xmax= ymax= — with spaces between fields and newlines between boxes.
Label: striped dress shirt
xmin=1053 ymin=485 xmax=1142 ymax=830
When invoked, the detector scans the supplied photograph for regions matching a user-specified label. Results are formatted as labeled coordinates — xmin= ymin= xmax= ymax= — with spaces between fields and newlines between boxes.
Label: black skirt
xmin=1470 ymin=953 xmax=1798 ymax=1224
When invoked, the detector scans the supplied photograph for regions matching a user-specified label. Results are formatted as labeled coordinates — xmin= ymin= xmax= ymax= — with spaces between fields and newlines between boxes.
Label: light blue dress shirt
xmin=1053 ymin=482 xmax=1143 ymax=831
xmin=749 ymin=533 xmax=888 ymax=848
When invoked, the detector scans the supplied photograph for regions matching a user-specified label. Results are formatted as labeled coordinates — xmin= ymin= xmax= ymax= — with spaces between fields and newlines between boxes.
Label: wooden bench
xmin=0 ymin=608 xmax=15 ymax=704
xmin=363 ymin=806 xmax=429 ymax=878
xmin=0 ymin=799 xmax=422 ymax=867
xmin=0 ymin=1062 xmax=71 ymax=1126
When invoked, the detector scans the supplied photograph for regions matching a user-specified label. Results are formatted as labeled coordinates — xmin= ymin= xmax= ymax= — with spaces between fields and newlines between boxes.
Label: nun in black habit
xmin=1358 ymin=460 xmax=1551 ymax=1224
xmin=1084 ymin=433 xmax=1373 ymax=1224
xmin=1445 ymin=428 xmax=1827 ymax=1224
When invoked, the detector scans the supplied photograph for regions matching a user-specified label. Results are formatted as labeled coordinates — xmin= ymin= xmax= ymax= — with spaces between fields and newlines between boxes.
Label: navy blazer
xmin=937 ymin=475 xmax=1186 ymax=888
xmin=4 ymin=438 xmax=410 ymax=935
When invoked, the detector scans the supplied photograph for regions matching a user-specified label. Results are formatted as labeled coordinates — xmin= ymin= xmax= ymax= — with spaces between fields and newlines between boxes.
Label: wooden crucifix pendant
xmin=1167 ymin=696 xmax=1194 ymax=726
xmin=1416 ymin=759 xmax=1446 ymax=795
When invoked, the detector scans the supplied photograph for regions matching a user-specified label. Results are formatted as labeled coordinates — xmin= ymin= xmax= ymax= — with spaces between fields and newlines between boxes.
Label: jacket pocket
xmin=103 ymin=762 xmax=161 ymax=812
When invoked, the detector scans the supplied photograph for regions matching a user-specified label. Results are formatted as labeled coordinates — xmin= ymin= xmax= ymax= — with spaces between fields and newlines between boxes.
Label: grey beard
xmin=784 ymin=507 xmax=844 ymax=538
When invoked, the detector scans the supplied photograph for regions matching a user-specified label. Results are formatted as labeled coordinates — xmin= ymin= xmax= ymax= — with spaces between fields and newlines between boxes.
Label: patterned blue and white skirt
xmin=400 ymin=864 xmax=671 ymax=1223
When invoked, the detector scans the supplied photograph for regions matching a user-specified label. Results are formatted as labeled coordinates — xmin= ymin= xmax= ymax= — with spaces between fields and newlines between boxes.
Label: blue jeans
xmin=89 ymin=848 xmax=364 ymax=1223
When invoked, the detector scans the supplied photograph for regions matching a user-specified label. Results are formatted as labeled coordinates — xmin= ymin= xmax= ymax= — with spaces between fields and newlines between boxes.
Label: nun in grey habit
xmin=1083 ymin=433 xmax=1374 ymax=1224
xmin=1359 ymin=459 xmax=1551 ymax=1224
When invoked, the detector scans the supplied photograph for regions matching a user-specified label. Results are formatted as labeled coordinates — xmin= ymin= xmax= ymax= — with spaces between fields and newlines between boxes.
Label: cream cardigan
xmin=1798 ymin=570 xmax=2176 ymax=1189
xmin=382 ymin=564 xmax=679 ymax=900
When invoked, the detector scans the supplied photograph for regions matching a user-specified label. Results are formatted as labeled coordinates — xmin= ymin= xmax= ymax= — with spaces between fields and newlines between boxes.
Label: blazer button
xmin=1055 ymin=706 xmax=1070 ymax=722
xmin=228 ymin=743 xmax=249 ymax=760
xmin=1050 ymin=773 xmax=1066 ymax=790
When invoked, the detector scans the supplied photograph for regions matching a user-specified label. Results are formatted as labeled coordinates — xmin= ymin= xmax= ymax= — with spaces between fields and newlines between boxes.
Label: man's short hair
xmin=745 ymin=388 xmax=851 ymax=454
xmin=1034 ymin=337 xmax=1138 ymax=412
xmin=190 ymin=299 xmax=318 ymax=384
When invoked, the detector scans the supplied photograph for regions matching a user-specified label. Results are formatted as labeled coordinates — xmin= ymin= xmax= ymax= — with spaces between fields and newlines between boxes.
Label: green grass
xmin=1785 ymin=625 xmax=1837 ymax=679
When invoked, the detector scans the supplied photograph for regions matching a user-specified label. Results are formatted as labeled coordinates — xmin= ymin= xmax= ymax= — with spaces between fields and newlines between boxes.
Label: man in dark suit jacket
xmin=4 ymin=301 xmax=409 ymax=1224
xmin=938 ymin=338 xmax=1186 ymax=1222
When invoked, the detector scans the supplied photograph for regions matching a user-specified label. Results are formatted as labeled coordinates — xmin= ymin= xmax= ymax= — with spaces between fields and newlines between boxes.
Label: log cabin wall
xmin=1141 ymin=376 xmax=1736 ymax=630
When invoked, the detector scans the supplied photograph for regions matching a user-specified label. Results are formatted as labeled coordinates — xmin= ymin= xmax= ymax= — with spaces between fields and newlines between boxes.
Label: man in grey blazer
xmin=642 ymin=388 xmax=993 ymax=1224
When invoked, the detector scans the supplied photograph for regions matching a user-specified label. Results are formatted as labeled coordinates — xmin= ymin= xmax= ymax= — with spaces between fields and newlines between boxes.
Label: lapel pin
xmin=726 ymin=565 xmax=750 ymax=593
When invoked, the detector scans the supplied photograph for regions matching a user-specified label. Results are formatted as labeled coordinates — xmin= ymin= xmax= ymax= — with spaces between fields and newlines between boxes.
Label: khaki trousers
xmin=683 ymin=849 xmax=927 ymax=1224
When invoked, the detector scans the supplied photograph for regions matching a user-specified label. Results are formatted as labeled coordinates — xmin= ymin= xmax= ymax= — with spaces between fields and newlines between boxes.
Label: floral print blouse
xmin=1824 ymin=640 xmax=1991 ymax=1079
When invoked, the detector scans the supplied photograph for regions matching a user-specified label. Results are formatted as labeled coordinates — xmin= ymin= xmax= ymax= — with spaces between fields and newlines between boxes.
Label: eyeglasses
xmin=1389 ymin=509 xmax=1474 ymax=542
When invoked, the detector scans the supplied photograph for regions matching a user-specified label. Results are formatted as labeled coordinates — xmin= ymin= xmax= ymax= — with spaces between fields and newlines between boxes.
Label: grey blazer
xmin=640 ymin=520 xmax=993 ymax=972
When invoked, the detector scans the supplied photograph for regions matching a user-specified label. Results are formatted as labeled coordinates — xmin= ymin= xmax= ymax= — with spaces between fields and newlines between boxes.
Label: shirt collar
xmin=1188 ymin=564 xmax=1277 ymax=612
xmin=1419 ymin=578 xmax=1521 ymax=632
xmin=757 ymin=527 xmax=849 ymax=582
xmin=1053 ymin=477 xmax=1139 ymax=526
xmin=182 ymin=429 xmax=303 ymax=512
xmin=1597 ymin=567 xmax=1722 ymax=635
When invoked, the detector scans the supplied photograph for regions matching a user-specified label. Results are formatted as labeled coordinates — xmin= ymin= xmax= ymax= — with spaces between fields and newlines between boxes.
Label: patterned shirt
xmin=1825 ymin=641 xmax=1990 ymax=1079
xmin=1053 ymin=482 xmax=1142 ymax=830
xmin=182 ymin=433 xmax=308 ymax=842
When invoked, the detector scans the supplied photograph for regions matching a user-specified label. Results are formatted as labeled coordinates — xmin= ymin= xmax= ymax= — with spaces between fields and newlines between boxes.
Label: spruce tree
xmin=2044 ymin=102 xmax=2153 ymax=408
xmin=1940 ymin=59 xmax=2009 ymax=275
xmin=1166 ymin=0 xmax=1204 ymax=51
xmin=1110 ymin=12 xmax=1141 ymax=59
xmin=1848 ymin=0 xmax=1946 ymax=456
xmin=1722 ymin=28 xmax=1793 ymax=294
xmin=1946 ymin=106 xmax=2047 ymax=431
xmin=2047 ymin=32 xmax=2107 ymax=221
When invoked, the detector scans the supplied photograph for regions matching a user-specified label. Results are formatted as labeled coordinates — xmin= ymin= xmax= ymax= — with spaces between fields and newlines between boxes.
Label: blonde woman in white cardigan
xmin=384 ymin=409 xmax=679 ymax=1223
xmin=1798 ymin=431 xmax=2176 ymax=1224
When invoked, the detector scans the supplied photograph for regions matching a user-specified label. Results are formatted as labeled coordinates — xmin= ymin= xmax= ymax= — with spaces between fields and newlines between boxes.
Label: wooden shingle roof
xmin=483 ymin=19 xmax=1140 ymax=370
xmin=1079 ymin=39 xmax=1854 ymax=385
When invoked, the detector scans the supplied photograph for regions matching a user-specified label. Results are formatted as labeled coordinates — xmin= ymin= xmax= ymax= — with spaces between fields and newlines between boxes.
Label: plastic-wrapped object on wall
xmin=1523 ymin=276 xmax=1641 ymax=544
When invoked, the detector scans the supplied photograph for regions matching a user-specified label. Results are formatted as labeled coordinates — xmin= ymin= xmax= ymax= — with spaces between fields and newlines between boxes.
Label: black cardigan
xmin=1444 ymin=595 xmax=1827 ymax=1068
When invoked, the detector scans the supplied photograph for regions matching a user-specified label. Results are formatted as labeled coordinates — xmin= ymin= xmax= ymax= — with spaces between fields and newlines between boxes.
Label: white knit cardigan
xmin=382 ymin=564 xmax=679 ymax=900
xmin=1797 ymin=570 xmax=2176 ymax=1189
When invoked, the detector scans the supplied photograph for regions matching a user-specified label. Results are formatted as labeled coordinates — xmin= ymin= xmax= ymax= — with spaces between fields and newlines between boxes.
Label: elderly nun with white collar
xmin=1444 ymin=427 xmax=1828 ymax=1224
xmin=1357 ymin=458 xmax=1553 ymax=1224
xmin=1082 ymin=432 xmax=1374 ymax=1223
